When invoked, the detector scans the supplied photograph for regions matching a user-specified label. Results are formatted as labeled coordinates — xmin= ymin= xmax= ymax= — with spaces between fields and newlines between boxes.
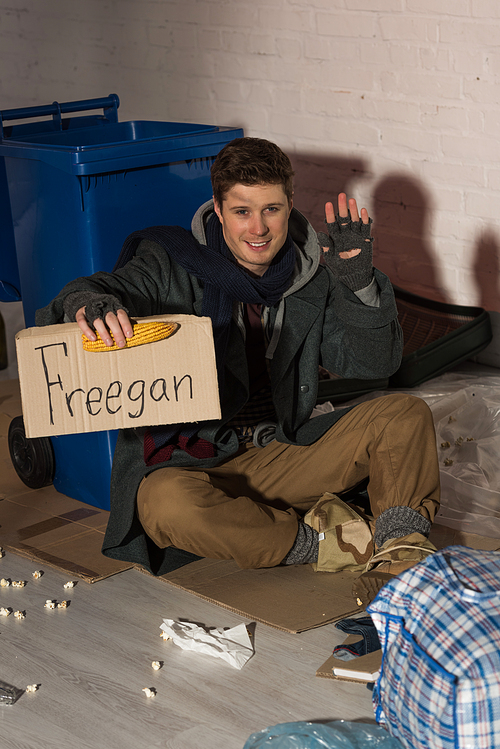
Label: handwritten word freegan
xmin=35 ymin=342 xmax=194 ymax=425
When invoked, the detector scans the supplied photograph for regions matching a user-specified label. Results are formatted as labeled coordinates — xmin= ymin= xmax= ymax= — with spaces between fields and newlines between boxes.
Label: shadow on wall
xmin=292 ymin=157 xmax=500 ymax=317
xmin=471 ymin=231 xmax=500 ymax=365
xmin=291 ymin=157 xmax=451 ymax=304
xmin=372 ymin=175 xmax=450 ymax=304
xmin=373 ymin=175 xmax=500 ymax=315
xmin=290 ymin=153 xmax=368 ymax=231
xmin=472 ymin=229 xmax=500 ymax=313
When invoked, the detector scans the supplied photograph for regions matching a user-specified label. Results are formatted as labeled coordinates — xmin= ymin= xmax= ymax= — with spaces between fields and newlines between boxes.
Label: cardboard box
xmin=16 ymin=314 xmax=221 ymax=438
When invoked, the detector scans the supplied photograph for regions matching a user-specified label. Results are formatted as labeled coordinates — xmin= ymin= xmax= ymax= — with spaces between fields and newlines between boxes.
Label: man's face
xmin=214 ymin=183 xmax=292 ymax=277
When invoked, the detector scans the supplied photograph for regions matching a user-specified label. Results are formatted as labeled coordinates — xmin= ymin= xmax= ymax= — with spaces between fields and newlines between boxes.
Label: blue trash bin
xmin=0 ymin=157 xmax=21 ymax=303
xmin=1 ymin=94 xmax=242 ymax=509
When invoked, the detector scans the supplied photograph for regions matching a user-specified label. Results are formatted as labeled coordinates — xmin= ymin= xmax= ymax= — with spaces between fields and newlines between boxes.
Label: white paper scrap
xmin=160 ymin=619 xmax=254 ymax=670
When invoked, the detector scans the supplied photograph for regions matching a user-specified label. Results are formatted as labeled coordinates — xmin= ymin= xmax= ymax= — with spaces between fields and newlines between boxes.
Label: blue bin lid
xmin=0 ymin=121 xmax=242 ymax=176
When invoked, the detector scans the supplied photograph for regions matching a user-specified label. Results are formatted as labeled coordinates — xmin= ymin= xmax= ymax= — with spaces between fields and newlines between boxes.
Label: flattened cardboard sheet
xmin=16 ymin=314 xmax=220 ymax=438
xmin=0 ymin=378 xmax=131 ymax=582
xmin=160 ymin=558 xmax=362 ymax=633
xmin=160 ymin=524 xmax=500 ymax=634
xmin=428 ymin=522 xmax=500 ymax=551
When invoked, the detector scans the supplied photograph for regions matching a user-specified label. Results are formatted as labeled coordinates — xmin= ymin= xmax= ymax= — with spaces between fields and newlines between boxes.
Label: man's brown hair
xmin=211 ymin=137 xmax=294 ymax=207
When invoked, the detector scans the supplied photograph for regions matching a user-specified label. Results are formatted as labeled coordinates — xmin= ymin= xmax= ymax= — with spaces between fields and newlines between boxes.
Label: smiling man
xmin=37 ymin=137 xmax=440 ymax=605
xmin=213 ymin=183 xmax=291 ymax=276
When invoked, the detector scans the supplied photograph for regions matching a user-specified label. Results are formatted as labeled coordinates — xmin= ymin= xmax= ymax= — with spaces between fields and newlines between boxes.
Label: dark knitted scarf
xmin=115 ymin=213 xmax=295 ymax=465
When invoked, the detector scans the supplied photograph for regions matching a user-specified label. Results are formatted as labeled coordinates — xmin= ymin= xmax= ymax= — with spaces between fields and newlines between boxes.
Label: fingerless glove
xmin=317 ymin=211 xmax=374 ymax=292
xmin=63 ymin=291 xmax=129 ymax=328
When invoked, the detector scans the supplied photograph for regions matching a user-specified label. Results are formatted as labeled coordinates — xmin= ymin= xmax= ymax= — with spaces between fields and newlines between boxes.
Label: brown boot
xmin=304 ymin=492 xmax=373 ymax=572
xmin=352 ymin=532 xmax=436 ymax=607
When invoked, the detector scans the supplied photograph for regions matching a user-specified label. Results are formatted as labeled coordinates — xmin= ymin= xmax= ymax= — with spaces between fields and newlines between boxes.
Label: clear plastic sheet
xmin=242 ymin=721 xmax=403 ymax=748
xmin=315 ymin=369 xmax=500 ymax=538
xmin=408 ymin=373 xmax=500 ymax=538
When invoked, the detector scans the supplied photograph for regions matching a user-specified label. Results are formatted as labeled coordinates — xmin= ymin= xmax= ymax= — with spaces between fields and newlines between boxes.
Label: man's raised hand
xmin=317 ymin=193 xmax=374 ymax=292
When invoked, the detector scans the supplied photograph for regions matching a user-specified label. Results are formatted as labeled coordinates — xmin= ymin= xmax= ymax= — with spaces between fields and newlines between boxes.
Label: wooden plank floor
xmin=0 ymin=550 xmax=375 ymax=749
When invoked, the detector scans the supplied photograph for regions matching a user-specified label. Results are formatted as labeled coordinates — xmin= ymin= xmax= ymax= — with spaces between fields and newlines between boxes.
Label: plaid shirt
xmin=368 ymin=546 xmax=500 ymax=749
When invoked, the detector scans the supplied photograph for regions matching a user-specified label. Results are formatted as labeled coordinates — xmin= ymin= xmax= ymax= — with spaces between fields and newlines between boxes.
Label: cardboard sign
xmin=16 ymin=314 xmax=221 ymax=439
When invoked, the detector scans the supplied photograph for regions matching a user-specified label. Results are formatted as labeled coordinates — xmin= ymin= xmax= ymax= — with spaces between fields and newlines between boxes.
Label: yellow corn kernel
xmin=82 ymin=322 xmax=179 ymax=352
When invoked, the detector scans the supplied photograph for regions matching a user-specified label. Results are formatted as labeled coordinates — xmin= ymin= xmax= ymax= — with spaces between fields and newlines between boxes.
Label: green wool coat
xmin=36 ymin=202 xmax=403 ymax=574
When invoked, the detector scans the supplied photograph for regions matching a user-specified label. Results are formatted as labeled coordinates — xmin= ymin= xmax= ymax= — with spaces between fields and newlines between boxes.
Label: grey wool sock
xmin=281 ymin=522 xmax=319 ymax=565
xmin=374 ymin=506 xmax=432 ymax=549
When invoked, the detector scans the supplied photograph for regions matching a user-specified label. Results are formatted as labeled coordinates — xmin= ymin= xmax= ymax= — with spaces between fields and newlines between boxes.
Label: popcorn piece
xmin=32 ymin=570 xmax=43 ymax=579
xmin=440 ymin=441 xmax=451 ymax=449
xmin=444 ymin=458 xmax=454 ymax=466
xmin=0 ymin=607 xmax=12 ymax=617
xmin=142 ymin=687 xmax=156 ymax=698
xmin=12 ymin=580 xmax=26 ymax=588
xmin=14 ymin=610 xmax=26 ymax=620
xmin=0 ymin=547 xmax=5 ymax=558
xmin=57 ymin=600 xmax=69 ymax=609
xmin=44 ymin=600 xmax=57 ymax=610
xmin=63 ymin=581 xmax=76 ymax=589
xmin=151 ymin=661 xmax=162 ymax=671
xmin=160 ymin=631 xmax=171 ymax=641
xmin=26 ymin=684 xmax=39 ymax=693
xmin=0 ymin=578 xmax=10 ymax=587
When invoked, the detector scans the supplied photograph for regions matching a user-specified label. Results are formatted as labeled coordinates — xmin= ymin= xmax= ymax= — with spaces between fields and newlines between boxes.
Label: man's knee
xmin=383 ymin=393 xmax=434 ymax=426
xmin=137 ymin=468 xmax=206 ymax=533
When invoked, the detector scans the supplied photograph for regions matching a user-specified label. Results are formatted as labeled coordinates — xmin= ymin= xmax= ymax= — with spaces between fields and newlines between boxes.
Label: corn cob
xmin=82 ymin=321 xmax=179 ymax=352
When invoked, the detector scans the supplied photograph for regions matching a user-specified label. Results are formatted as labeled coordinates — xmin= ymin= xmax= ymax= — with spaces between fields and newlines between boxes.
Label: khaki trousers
xmin=137 ymin=393 xmax=440 ymax=569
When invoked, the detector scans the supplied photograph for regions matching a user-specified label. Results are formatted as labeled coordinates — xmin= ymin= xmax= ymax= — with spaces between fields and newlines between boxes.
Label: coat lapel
xmin=270 ymin=273 xmax=328 ymax=386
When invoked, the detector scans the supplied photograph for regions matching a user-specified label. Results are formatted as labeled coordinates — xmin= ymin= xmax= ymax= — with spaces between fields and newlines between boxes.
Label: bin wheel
xmin=8 ymin=416 xmax=55 ymax=489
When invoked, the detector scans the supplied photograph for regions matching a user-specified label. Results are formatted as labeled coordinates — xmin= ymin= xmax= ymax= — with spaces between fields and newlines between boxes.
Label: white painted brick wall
xmin=1 ymin=0 xmax=500 ymax=365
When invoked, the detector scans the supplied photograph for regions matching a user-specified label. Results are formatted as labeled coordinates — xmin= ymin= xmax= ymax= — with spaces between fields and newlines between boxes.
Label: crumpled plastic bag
xmin=326 ymin=372 xmax=500 ymax=539
xmin=434 ymin=383 xmax=500 ymax=487
xmin=394 ymin=374 xmax=500 ymax=538
xmin=242 ymin=721 xmax=403 ymax=748
xmin=428 ymin=379 xmax=500 ymax=538
xmin=160 ymin=619 xmax=254 ymax=669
